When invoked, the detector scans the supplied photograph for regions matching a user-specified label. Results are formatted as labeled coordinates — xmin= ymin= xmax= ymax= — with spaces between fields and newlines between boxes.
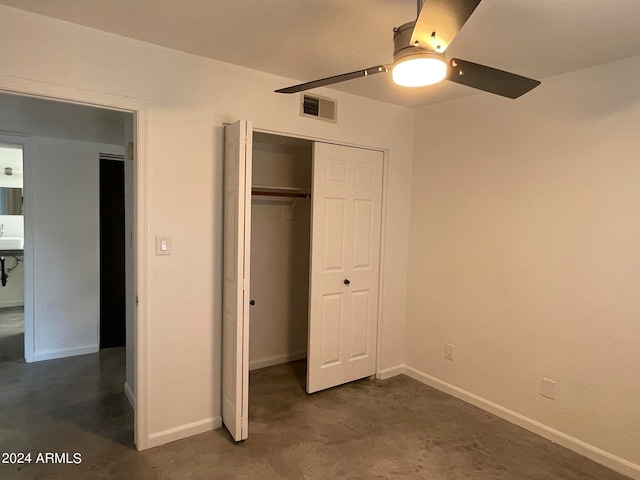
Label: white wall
xmin=249 ymin=137 xmax=311 ymax=370
xmin=28 ymin=136 xmax=124 ymax=361
xmin=0 ymin=142 xmax=23 ymax=188
xmin=406 ymin=55 xmax=640 ymax=476
xmin=0 ymin=5 xmax=414 ymax=447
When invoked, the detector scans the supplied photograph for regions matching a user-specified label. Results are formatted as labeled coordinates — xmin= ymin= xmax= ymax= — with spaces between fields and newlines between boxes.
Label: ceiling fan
xmin=275 ymin=0 xmax=540 ymax=99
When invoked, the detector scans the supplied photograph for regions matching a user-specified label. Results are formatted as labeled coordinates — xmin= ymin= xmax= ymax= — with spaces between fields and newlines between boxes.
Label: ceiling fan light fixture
xmin=392 ymin=53 xmax=447 ymax=87
xmin=275 ymin=4 xmax=541 ymax=98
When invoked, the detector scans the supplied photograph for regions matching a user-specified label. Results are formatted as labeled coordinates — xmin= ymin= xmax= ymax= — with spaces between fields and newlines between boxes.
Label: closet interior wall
xmin=249 ymin=133 xmax=313 ymax=370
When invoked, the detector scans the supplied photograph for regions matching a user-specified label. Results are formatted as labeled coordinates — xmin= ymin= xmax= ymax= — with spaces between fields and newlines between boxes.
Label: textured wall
xmin=406 ymin=55 xmax=640 ymax=470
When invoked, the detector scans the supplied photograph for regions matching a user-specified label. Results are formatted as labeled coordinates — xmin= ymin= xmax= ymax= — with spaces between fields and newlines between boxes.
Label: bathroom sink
xmin=0 ymin=237 xmax=24 ymax=250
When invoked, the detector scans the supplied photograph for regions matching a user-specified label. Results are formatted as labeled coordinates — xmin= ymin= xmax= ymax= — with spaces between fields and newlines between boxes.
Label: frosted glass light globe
xmin=392 ymin=55 xmax=447 ymax=87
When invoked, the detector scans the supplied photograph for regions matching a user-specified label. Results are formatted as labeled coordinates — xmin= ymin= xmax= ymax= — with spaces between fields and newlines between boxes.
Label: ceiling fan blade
xmin=446 ymin=58 xmax=541 ymax=99
xmin=275 ymin=66 xmax=388 ymax=94
xmin=275 ymin=65 xmax=389 ymax=93
xmin=411 ymin=0 xmax=482 ymax=53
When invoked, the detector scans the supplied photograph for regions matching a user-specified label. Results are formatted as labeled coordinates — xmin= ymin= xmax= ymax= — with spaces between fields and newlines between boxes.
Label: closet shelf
xmin=252 ymin=185 xmax=311 ymax=198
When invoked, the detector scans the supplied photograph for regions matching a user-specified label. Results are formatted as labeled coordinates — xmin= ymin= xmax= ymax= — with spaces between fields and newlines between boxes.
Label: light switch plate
xmin=156 ymin=235 xmax=171 ymax=255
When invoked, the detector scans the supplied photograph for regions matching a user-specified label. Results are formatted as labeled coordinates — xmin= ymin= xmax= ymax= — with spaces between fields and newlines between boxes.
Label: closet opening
xmin=223 ymin=120 xmax=384 ymax=441
xmin=248 ymin=132 xmax=312 ymax=388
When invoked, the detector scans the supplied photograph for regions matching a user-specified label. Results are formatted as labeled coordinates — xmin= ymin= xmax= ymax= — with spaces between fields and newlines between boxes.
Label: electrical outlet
xmin=541 ymin=377 xmax=556 ymax=399
xmin=444 ymin=343 xmax=455 ymax=361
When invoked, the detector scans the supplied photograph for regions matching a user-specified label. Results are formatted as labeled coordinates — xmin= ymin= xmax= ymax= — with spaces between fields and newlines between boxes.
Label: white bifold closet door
xmin=222 ymin=120 xmax=383 ymax=440
xmin=307 ymin=142 xmax=383 ymax=393
xmin=222 ymin=120 xmax=252 ymax=442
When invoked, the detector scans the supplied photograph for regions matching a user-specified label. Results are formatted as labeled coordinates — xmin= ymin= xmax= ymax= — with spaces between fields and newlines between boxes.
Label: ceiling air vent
xmin=301 ymin=94 xmax=337 ymax=123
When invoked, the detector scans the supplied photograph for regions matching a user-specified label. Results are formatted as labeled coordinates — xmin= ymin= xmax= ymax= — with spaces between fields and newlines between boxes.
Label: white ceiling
xmin=2 ymin=0 xmax=640 ymax=108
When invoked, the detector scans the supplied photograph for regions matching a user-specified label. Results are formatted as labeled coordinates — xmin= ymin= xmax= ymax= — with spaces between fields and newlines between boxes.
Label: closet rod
xmin=251 ymin=190 xmax=310 ymax=199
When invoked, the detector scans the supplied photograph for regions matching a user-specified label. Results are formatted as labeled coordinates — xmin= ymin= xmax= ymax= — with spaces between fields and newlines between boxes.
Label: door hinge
xmin=127 ymin=142 xmax=134 ymax=161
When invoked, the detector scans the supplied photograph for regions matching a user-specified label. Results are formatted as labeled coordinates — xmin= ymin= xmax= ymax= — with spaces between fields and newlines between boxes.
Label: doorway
xmin=248 ymin=132 xmax=312 ymax=373
xmin=0 ymin=140 xmax=24 ymax=364
xmin=0 ymin=90 xmax=138 ymax=446
xmin=100 ymin=156 xmax=126 ymax=349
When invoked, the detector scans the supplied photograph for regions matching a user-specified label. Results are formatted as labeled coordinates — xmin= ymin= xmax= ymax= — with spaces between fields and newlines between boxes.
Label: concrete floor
xmin=0 ymin=318 xmax=630 ymax=479
xmin=0 ymin=306 xmax=24 ymax=363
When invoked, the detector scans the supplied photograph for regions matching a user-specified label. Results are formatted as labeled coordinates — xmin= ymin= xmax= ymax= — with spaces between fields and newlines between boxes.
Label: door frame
xmin=250 ymin=125 xmax=390 ymax=381
xmin=0 ymin=75 xmax=150 ymax=450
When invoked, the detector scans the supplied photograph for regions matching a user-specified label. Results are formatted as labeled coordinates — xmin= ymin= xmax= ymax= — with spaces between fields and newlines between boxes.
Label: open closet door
xmin=307 ymin=142 xmax=383 ymax=393
xmin=222 ymin=120 xmax=252 ymax=441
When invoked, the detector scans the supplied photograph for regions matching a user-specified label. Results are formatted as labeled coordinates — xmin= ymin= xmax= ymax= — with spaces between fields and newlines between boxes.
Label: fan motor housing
xmin=393 ymin=21 xmax=444 ymax=64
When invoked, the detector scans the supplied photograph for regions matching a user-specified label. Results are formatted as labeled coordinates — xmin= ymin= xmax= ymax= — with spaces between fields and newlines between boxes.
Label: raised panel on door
xmin=323 ymin=198 xmax=346 ymax=272
xmin=320 ymin=292 xmax=344 ymax=367
xmin=222 ymin=120 xmax=252 ymax=441
xmin=349 ymin=289 xmax=371 ymax=361
xmin=352 ymin=199 xmax=374 ymax=271
xmin=308 ymin=142 xmax=383 ymax=393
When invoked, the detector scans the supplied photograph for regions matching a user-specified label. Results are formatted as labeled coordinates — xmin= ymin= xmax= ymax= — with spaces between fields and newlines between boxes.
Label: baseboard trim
xmin=124 ymin=381 xmax=135 ymax=409
xmin=0 ymin=300 xmax=24 ymax=308
xmin=31 ymin=344 xmax=99 ymax=362
xmin=249 ymin=350 xmax=307 ymax=371
xmin=377 ymin=364 xmax=404 ymax=380
xmin=147 ymin=416 xmax=222 ymax=449
xmin=402 ymin=365 xmax=640 ymax=480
